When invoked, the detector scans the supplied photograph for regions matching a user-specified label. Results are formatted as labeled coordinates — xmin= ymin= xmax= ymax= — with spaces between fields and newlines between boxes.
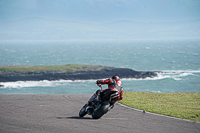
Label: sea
xmin=0 ymin=39 xmax=200 ymax=94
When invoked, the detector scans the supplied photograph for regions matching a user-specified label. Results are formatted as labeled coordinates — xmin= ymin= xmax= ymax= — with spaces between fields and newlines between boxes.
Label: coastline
xmin=0 ymin=65 xmax=157 ymax=82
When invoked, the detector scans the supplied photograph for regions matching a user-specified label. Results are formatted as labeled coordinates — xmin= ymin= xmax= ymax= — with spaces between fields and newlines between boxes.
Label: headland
xmin=0 ymin=64 xmax=157 ymax=82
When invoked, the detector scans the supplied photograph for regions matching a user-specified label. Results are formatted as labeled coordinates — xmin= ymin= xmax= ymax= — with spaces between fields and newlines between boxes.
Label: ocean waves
xmin=0 ymin=40 xmax=199 ymax=94
xmin=154 ymin=70 xmax=200 ymax=81
xmin=121 ymin=70 xmax=200 ymax=93
xmin=0 ymin=79 xmax=96 ymax=89
xmin=122 ymin=70 xmax=200 ymax=81
xmin=1 ymin=70 xmax=199 ymax=89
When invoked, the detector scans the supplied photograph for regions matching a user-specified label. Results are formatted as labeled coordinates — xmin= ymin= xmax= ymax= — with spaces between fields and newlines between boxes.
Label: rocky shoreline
xmin=0 ymin=66 xmax=157 ymax=83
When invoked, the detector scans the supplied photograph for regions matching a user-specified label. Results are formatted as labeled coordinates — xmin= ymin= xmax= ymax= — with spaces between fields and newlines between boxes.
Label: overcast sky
xmin=0 ymin=0 xmax=200 ymax=40
xmin=0 ymin=0 xmax=200 ymax=23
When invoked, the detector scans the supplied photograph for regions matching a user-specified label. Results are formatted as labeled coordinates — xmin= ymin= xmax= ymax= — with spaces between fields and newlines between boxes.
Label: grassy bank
xmin=118 ymin=92 xmax=200 ymax=122
xmin=0 ymin=64 xmax=96 ymax=74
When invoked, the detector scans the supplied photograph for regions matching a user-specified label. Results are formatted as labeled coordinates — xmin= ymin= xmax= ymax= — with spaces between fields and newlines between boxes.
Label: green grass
xmin=0 ymin=64 xmax=95 ymax=74
xmin=119 ymin=92 xmax=200 ymax=122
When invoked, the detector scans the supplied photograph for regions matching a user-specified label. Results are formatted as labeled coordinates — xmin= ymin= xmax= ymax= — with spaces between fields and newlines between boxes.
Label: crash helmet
xmin=112 ymin=75 xmax=120 ymax=80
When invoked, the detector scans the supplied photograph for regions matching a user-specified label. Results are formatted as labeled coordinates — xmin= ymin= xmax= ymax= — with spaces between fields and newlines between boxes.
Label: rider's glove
xmin=96 ymin=80 xmax=101 ymax=84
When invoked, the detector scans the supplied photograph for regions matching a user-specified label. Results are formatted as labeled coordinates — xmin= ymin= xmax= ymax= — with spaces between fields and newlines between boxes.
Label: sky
xmin=0 ymin=0 xmax=200 ymax=23
xmin=0 ymin=0 xmax=200 ymax=40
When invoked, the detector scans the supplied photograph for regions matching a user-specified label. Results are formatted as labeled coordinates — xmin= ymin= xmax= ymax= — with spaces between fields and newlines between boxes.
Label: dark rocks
xmin=0 ymin=66 xmax=157 ymax=82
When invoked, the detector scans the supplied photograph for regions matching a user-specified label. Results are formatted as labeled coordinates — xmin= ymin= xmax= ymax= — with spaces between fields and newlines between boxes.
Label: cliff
xmin=0 ymin=65 xmax=157 ymax=82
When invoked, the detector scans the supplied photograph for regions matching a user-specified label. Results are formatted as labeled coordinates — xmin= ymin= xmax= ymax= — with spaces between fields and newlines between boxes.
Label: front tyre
xmin=79 ymin=105 xmax=87 ymax=117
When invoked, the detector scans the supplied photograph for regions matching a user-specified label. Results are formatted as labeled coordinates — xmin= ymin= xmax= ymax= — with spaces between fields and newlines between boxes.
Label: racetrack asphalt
xmin=0 ymin=94 xmax=199 ymax=133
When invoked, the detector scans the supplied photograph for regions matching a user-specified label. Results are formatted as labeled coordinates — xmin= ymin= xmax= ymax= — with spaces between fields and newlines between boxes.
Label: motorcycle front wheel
xmin=79 ymin=105 xmax=87 ymax=117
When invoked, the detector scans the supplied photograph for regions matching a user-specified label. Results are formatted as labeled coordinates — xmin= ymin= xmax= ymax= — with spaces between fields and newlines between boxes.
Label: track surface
xmin=0 ymin=94 xmax=199 ymax=133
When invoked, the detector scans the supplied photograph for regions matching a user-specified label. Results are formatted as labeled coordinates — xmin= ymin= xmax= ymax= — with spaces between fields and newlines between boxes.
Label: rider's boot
xmin=86 ymin=101 xmax=94 ymax=115
xmin=108 ymin=104 xmax=114 ymax=111
xmin=110 ymin=104 xmax=114 ymax=109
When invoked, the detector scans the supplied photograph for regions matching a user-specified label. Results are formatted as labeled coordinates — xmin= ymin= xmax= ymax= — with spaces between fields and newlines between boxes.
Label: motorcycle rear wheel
xmin=92 ymin=101 xmax=110 ymax=119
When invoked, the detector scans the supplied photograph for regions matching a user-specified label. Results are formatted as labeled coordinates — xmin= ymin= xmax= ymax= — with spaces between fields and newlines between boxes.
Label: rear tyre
xmin=79 ymin=105 xmax=87 ymax=117
xmin=92 ymin=101 xmax=110 ymax=119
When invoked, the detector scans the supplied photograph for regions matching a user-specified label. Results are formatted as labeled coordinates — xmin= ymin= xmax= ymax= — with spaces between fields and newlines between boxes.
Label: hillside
xmin=0 ymin=18 xmax=199 ymax=40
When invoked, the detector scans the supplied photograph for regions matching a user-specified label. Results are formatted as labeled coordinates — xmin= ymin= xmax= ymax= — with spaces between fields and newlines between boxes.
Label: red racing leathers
xmin=87 ymin=78 xmax=123 ymax=106
xmin=97 ymin=78 xmax=123 ymax=102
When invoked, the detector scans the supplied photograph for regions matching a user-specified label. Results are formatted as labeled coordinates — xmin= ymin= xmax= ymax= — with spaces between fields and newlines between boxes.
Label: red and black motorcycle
xmin=79 ymin=84 xmax=119 ymax=119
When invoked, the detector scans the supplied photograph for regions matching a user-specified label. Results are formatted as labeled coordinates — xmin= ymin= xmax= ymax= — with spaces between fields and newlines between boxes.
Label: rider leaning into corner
xmin=87 ymin=75 xmax=123 ymax=109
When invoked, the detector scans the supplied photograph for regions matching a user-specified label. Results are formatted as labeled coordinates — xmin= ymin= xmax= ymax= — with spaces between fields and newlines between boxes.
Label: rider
xmin=87 ymin=75 xmax=123 ymax=108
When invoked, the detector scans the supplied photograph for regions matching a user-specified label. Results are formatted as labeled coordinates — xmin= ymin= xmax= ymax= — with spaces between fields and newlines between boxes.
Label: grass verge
xmin=118 ymin=92 xmax=200 ymax=122
xmin=0 ymin=64 xmax=95 ymax=73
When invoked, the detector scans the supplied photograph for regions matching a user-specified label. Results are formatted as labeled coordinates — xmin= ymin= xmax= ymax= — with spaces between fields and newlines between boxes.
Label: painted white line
xmin=116 ymin=102 xmax=200 ymax=124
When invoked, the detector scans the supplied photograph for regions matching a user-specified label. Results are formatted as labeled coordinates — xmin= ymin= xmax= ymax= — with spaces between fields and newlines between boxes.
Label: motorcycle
xmin=79 ymin=84 xmax=119 ymax=119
